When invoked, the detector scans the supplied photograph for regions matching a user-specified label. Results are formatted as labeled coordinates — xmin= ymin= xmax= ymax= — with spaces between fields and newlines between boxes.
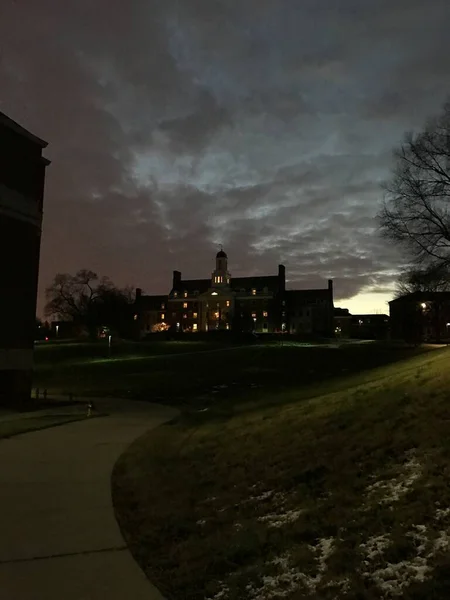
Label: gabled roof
xmin=172 ymin=279 xmax=210 ymax=294
xmin=231 ymin=275 xmax=279 ymax=291
xmin=138 ymin=294 xmax=168 ymax=310
xmin=172 ymin=274 xmax=281 ymax=294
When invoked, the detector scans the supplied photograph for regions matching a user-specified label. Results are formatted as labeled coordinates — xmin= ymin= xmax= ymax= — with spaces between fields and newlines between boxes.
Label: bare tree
xmin=395 ymin=264 xmax=450 ymax=297
xmin=380 ymin=100 xmax=450 ymax=271
xmin=45 ymin=270 xmax=134 ymax=338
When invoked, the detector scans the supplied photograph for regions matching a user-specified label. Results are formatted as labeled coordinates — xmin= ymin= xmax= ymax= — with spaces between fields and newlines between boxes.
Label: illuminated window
xmin=252 ymin=312 xmax=257 ymax=318
xmin=211 ymin=291 xmax=218 ymax=295
xmin=183 ymin=314 xmax=188 ymax=319
xmin=183 ymin=302 xmax=188 ymax=308
xmin=193 ymin=312 xmax=198 ymax=318
xmin=174 ymin=292 xmax=178 ymax=297
xmin=252 ymin=289 xmax=256 ymax=295
xmin=226 ymin=300 xmax=230 ymax=307
xmin=193 ymin=323 xmax=198 ymax=331
xmin=263 ymin=311 xmax=268 ymax=318
xmin=161 ymin=303 xmax=165 ymax=309
xmin=215 ymin=311 xmax=220 ymax=318
xmin=226 ymin=323 xmax=230 ymax=330
xmin=133 ymin=314 xmax=138 ymax=321
xmin=161 ymin=313 xmax=165 ymax=320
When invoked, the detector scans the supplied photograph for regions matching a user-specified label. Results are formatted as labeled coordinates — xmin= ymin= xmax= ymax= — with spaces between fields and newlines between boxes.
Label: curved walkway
xmin=0 ymin=398 xmax=178 ymax=599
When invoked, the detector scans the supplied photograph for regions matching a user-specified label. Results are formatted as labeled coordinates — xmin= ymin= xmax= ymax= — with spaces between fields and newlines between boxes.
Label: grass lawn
xmin=0 ymin=414 xmax=88 ymax=439
xmin=112 ymin=345 xmax=450 ymax=600
xmin=34 ymin=339 xmax=433 ymax=412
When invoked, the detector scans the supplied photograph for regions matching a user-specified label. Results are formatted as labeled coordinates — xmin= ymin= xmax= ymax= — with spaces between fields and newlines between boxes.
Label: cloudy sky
xmin=2 ymin=0 xmax=450 ymax=315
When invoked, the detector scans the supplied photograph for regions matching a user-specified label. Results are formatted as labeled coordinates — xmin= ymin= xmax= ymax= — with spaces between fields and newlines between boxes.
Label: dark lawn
xmin=112 ymin=346 xmax=450 ymax=600
xmin=34 ymin=339 xmax=434 ymax=413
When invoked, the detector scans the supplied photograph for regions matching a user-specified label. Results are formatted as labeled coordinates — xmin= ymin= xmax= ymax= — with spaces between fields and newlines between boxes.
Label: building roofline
xmin=0 ymin=111 xmax=48 ymax=148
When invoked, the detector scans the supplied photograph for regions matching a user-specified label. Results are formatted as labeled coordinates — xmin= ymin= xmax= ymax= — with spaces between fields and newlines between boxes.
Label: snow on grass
xmin=360 ymin=534 xmax=391 ymax=563
xmin=362 ymin=520 xmax=450 ymax=597
xmin=435 ymin=506 xmax=450 ymax=521
xmin=258 ymin=509 xmax=305 ymax=529
xmin=245 ymin=538 xmax=335 ymax=599
xmin=366 ymin=453 xmax=422 ymax=507
xmin=206 ymin=583 xmax=229 ymax=600
xmin=370 ymin=556 xmax=430 ymax=596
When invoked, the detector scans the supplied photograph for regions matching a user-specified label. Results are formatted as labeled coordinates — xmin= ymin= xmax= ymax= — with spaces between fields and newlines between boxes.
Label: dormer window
xmin=184 ymin=291 xmax=188 ymax=298
xmin=174 ymin=291 xmax=178 ymax=297
xmin=161 ymin=303 xmax=165 ymax=309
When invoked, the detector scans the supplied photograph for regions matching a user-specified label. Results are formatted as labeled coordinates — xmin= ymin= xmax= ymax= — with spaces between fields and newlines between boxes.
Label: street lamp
xmin=55 ymin=324 xmax=59 ymax=337
xmin=421 ymin=303 xmax=427 ymax=310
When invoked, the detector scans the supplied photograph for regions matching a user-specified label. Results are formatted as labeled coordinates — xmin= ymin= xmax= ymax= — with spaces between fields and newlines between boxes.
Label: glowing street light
xmin=421 ymin=303 xmax=427 ymax=309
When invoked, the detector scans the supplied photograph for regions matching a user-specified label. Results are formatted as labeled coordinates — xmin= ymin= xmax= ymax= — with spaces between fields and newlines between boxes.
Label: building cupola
xmin=212 ymin=248 xmax=230 ymax=287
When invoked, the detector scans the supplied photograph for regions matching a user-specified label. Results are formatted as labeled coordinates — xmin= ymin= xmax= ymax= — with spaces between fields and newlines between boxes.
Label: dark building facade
xmin=0 ymin=113 xmax=49 ymax=406
xmin=333 ymin=308 xmax=389 ymax=340
xmin=135 ymin=251 xmax=334 ymax=337
xmin=389 ymin=292 xmax=450 ymax=343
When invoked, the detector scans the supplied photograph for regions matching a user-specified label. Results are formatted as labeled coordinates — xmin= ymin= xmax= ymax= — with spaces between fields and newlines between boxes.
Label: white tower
xmin=211 ymin=249 xmax=230 ymax=287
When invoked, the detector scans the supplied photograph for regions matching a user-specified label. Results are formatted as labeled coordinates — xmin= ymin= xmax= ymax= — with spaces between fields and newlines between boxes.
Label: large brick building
xmin=135 ymin=250 xmax=334 ymax=337
xmin=389 ymin=291 xmax=450 ymax=343
xmin=0 ymin=113 xmax=49 ymax=407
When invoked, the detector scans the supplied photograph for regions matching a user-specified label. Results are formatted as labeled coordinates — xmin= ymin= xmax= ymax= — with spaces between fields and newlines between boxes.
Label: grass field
xmin=34 ymin=339 xmax=432 ymax=413
xmin=110 ymin=343 xmax=450 ymax=600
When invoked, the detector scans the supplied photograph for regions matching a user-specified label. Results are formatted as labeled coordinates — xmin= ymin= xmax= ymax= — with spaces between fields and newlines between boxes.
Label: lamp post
xmin=108 ymin=334 xmax=112 ymax=357
xmin=55 ymin=324 xmax=59 ymax=337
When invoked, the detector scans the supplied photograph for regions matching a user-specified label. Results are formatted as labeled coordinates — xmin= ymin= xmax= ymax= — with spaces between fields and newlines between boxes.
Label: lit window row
xmin=251 ymin=311 xmax=268 ymax=318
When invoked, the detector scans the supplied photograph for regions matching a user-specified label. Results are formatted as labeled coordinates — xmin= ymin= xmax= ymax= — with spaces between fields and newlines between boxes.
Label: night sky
xmin=2 ymin=0 xmax=450 ymax=316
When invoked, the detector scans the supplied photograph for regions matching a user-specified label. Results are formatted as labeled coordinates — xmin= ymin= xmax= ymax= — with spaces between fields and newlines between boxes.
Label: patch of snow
xmin=258 ymin=509 xmax=304 ymax=529
xmin=366 ymin=455 xmax=422 ymax=506
xmin=245 ymin=538 xmax=335 ymax=599
xmin=433 ymin=529 xmax=450 ymax=553
xmin=408 ymin=524 xmax=428 ymax=555
xmin=435 ymin=507 xmax=450 ymax=521
xmin=253 ymin=490 xmax=275 ymax=502
xmin=362 ymin=523 xmax=450 ymax=596
xmin=360 ymin=534 xmax=391 ymax=563
xmin=206 ymin=583 xmax=229 ymax=600
xmin=370 ymin=557 xmax=430 ymax=596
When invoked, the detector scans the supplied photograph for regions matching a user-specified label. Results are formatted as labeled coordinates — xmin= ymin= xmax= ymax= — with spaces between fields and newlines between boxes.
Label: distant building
xmin=333 ymin=309 xmax=389 ymax=340
xmin=135 ymin=250 xmax=335 ymax=337
xmin=350 ymin=314 xmax=390 ymax=340
xmin=389 ymin=292 xmax=450 ymax=343
xmin=334 ymin=307 xmax=352 ymax=338
xmin=0 ymin=112 xmax=50 ymax=407
xmin=134 ymin=292 xmax=169 ymax=335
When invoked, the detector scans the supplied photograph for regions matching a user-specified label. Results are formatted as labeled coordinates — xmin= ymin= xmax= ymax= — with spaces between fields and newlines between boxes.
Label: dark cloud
xmin=1 ymin=0 xmax=450 ymax=315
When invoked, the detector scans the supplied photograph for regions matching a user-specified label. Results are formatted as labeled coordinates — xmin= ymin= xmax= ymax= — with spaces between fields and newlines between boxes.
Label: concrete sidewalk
xmin=0 ymin=398 xmax=178 ymax=599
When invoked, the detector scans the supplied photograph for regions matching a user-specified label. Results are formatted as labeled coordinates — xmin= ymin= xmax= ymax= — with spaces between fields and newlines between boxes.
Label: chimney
xmin=328 ymin=279 xmax=334 ymax=303
xmin=278 ymin=264 xmax=286 ymax=292
xmin=135 ymin=288 xmax=142 ymax=302
xmin=173 ymin=270 xmax=182 ymax=288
